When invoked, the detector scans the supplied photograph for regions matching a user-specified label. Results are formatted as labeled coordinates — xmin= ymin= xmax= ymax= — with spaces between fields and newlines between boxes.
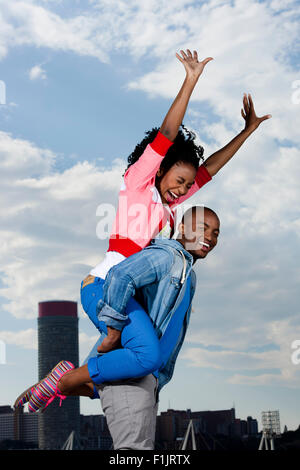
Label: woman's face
xmin=156 ymin=161 xmax=197 ymax=204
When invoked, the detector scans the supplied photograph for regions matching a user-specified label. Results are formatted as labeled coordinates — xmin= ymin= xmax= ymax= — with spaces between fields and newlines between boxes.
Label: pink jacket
xmin=108 ymin=131 xmax=212 ymax=257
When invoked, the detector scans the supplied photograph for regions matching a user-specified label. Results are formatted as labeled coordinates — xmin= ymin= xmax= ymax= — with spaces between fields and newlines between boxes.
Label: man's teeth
xmin=199 ymin=242 xmax=210 ymax=247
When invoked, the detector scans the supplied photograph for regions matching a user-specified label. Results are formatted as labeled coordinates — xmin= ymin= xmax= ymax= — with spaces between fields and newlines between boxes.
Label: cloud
xmin=29 ymin=64 xmax=47 ymax=80
xmin=0 ymin=328 xmax=99 ymax=364
xmin=0 ymin=1 xmax=110 ymax=62
xmin=0 ymin=328 xmax=37 ymax=350
xmin=182 ymin=306 xmax=300 ymax=387
xmin=228 ymin=369 xmax=300 ymax=388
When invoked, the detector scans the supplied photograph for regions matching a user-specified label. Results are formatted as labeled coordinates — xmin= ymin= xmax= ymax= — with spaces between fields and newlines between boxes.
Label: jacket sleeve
xmin=123 ymin=131 xmax=173 ymax=191
xmin=97 ymin=248 xmax=173 ymax=330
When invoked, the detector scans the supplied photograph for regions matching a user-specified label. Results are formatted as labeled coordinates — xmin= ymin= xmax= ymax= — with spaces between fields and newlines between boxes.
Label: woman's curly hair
xmin=123 ymin=124 xmax=204 ymax=177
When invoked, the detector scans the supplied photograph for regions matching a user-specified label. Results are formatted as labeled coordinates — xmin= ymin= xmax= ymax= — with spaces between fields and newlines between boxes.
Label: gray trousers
xmin=96 ymin=374 xmax=159 ymax=450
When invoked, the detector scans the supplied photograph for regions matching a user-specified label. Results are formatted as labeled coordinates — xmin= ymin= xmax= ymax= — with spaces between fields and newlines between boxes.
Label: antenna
xmin=259 ymin=410 xmax=281 ymax=450
xmin=180 ymin=420 xmax=197 ymax=450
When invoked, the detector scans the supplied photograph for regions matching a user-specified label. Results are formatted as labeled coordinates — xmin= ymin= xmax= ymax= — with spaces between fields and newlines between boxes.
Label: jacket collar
xmin=150 ymin=238 xmax=194 ymax=264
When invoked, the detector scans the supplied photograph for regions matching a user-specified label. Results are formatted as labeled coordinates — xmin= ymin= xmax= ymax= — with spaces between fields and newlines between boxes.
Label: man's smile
xmin=197 ymin=241 xmax=211 ymax=252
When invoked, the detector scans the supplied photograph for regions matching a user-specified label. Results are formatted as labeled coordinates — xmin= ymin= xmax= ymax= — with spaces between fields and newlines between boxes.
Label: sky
xmin=0 ymin=0 xmax=299 ymax=433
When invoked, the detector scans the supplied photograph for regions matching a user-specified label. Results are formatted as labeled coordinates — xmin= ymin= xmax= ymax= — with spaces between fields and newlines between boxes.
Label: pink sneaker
xmin=28 ymin=360 xmax=75 ymax=413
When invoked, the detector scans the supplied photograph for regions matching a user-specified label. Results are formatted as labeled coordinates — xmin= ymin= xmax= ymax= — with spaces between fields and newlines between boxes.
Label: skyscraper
xmin=38 ymin=300 xmax=80 ymax=450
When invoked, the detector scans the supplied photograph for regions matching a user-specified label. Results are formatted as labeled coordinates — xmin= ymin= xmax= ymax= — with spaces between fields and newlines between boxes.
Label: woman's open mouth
xmin=166 ymin=190 xmax=179 ymax=202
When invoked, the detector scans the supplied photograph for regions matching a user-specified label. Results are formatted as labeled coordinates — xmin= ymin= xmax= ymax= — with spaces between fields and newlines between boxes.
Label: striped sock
xmin=28 ymin=360 xmax=74 ymax=413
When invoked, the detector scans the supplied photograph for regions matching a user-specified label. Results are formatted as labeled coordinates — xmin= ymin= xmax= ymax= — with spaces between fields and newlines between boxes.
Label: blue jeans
xmin=80 ymin=277 xmax=162 ymax=385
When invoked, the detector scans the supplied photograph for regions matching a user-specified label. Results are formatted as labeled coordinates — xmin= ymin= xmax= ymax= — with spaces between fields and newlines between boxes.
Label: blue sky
xmin=0 ymin=0 xmax=300 ymax=432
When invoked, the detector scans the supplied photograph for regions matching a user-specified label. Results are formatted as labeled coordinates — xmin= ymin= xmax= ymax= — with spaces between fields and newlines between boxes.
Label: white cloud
xmin=182 ymin=300 xmax=300 ymax=387
xmin=0 ymin=1 xmax=110 ymax=62
xmin=0 ymin=329 xmax=99 ymax=364
xmin=0 ymin=328 xmax=37 ymax=350
xmin=0 ymin=131 xmax=55 ymax=178
xmin=29 ymin=64 xmax=47 ymax=80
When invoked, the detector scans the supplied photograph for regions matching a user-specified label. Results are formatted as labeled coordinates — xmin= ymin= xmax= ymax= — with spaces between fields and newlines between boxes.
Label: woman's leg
xmin=87 ymin=295 xmax=162 ymax=385
xmin=62 ymin=381 xmax=95 ymax=398
xmin=58 ymin=281 xmax=162 ymax=393
xmin=80 ymin=277 xmax=104 ymax=333
xmin=27 ymin=278 xmax=161 ymax=411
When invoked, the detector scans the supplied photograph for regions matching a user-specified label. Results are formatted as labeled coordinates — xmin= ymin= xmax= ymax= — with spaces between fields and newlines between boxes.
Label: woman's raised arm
xmin=160 ymin=49 xmax=213 ymax=141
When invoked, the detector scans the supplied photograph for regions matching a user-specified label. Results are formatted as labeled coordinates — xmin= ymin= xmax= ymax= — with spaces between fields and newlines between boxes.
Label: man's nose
xmin=204 ymin=232 xmax=212 ymax=242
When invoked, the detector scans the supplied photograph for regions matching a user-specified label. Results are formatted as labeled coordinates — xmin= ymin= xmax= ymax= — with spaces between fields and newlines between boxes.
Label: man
xmin=83 ymin=205 xmax=220 ymax=450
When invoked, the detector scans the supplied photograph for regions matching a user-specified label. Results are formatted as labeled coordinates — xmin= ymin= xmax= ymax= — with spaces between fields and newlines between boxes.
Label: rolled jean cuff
xmin=87 ymin=356 xmax=102 ymax=385
xmin=97 ymin=300 xmax=127 ymax=331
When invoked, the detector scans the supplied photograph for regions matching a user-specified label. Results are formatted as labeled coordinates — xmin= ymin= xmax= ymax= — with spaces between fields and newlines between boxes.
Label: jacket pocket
xmin=162 ymin=276 xmax=181 ymax=308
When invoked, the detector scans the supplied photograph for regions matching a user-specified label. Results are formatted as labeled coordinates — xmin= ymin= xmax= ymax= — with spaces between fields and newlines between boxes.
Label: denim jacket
xmin=96 ymin=238 xmax=196 ymax=393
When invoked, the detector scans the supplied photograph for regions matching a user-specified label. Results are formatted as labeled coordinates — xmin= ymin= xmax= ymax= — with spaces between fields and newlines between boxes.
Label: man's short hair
xmin=180 ymin=205 xmax=219 ymax=226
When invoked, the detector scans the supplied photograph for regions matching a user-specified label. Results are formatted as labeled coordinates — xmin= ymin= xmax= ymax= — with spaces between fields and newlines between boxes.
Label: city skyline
xmin=0 ymin=0 xmax=299 ymax=431
xmin=0 ymin=403 xmax=261 ymax=450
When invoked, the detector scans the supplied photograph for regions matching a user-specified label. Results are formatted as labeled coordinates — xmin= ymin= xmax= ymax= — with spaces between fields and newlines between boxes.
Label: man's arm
xmin=203 ymin=93 xmax=272 ymax=177
xmin=97 ymin=248 xmax=173 ymax=352
xmin=160 ymin=50 xmax=213 ymax=141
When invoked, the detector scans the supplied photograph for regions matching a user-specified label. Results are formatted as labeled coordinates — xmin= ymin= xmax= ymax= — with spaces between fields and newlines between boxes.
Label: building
xmin=247 ymin=416 xmax=259 ymax=435
xmin=37 ymin=300 xmax=80 ymax=449
xmin=80 ymin=414 xmax=112 ymax=450
xmin=231 ymin=416 xmax=258 ymax=438
xmin=14 ymin=408 xmax=38 ymax=444
xmin=156 ymin=408 xmax=236 ymax=449
xmin=1 ymin=400 xmax=261 ymax=450
xmin=0 ymin=406 xmax=14 ymax=442
xmin=1 ymin=406 xmax=113 ymax=450
xmin=0 ymin=406 xmax=38 ymax=445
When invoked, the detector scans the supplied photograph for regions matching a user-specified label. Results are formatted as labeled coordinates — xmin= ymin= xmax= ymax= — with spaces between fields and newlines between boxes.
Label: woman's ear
xmin=156 ymin=168 xmax=163 ymax=178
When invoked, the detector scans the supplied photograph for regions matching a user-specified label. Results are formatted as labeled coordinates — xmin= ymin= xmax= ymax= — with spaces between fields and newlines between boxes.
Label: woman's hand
xmin=160 ymin=49 xmax=212 ymax=141
xmin=241 ymin=93 xmax=272 ymax=133
xmin=176 ymin=49 xmax=213 ymax=80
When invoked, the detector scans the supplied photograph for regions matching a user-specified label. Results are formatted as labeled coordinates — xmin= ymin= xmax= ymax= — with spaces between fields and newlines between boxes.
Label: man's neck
xmin=174 ymin=236 xmax=198 ymax=265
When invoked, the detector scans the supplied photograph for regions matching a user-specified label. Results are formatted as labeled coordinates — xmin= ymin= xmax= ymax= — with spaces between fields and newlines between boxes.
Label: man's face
xmin=179 ymin=209 xmax=220 ymax=260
